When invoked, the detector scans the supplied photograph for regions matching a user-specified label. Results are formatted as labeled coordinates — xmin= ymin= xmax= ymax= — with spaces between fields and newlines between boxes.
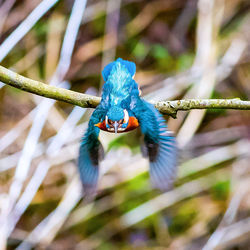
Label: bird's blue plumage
xmin=78 ymin=107 xmax=104 ymax=197
xmin=78 ymin=58 xmax=177 ymax=197
xmin=107 ymin=106 xmax=124 ymax=121
xmin=132 ymin=100 xmax=177 ymax=190
xmin=100 ymin=58 xmax=139 ymax=109
xmin=102 ymin=58 xmax=136 ymax=81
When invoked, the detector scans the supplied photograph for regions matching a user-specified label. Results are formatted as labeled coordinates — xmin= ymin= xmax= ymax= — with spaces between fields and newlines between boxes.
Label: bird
xmin=78 ymin=58 xmax=177 ymax=197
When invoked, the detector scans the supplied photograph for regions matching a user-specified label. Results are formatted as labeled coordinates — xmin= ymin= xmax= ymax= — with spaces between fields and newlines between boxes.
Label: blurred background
xmin=0 ymin=0 xmax=250 ymax=249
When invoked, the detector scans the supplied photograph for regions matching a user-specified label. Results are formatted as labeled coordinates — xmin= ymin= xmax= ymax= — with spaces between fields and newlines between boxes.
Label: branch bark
xmin=0 ymin=65 xmax=100 ymax=108
xmin=0 ymin=65 xmax=250 ymax=116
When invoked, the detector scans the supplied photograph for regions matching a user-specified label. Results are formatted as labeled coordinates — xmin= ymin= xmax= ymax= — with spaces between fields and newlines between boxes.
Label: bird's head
xmin=105 ymin=106 xmax=129 ymax=133
xmin=95 ymin=106 xmax=139 ymax=133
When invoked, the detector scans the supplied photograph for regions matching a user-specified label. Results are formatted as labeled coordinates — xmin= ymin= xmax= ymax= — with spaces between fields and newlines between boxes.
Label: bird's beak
xmin=94 ymin=121 xmax=105 ymax=130
xmin=114 ymin=121 xmax=118 ymax=134
xmin=94 ymin=123 xmax=101 ymax=128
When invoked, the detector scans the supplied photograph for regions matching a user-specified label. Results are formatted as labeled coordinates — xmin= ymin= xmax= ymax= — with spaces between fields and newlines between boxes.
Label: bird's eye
xmin=108 ymin=119 xmax=112 ymax=124
xmin=120 ymin=119 xmax=124 ymax=124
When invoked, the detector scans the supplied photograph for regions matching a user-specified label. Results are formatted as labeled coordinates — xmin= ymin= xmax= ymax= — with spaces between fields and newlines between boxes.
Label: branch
xmin=0 ymin=65 xmax=100 ymax=108
xmin=210 ymin=217 xmax=250 ymax=250
xmin=155 ymin=99 xmax=250 ymax=117
xmin=1 ymin=65 xmax=250 ymax=116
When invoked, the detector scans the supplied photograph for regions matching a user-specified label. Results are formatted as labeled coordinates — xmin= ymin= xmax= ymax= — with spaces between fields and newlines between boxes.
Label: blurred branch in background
xmin=176 ymin=0 xmax=224 ymax=147
xmin=0 ymin=0 xmax=60 ymax=89
xmin=0 ymin=0 xmax=17 ymax=34
xmin=0 ymin=0 xmax=87 ymax=248
xmin=0 ymin=0 xmax=60 ymax=63
xmin=202 ymin=158 xmax=250 ymax=250
xmin=100 ymin=0 xmax=121 ymax=86
xmin=76 ymin=170 xmax=236 ymax=249
xmin=6 ymin=105 xmax=87 ymax=238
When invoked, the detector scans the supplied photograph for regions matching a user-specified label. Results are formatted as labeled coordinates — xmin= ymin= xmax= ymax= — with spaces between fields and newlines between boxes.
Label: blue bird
xmin=78 ymin=58 xmax=177 ymax=196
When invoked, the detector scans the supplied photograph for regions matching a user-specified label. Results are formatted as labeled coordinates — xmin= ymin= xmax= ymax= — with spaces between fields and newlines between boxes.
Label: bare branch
xmin=155 ymin=99 xmax=250 ymax=116
xmin=0 ymin=65 xmax=250 ymax=116
xmin=0 ymin=65 xmax=100 ymax=108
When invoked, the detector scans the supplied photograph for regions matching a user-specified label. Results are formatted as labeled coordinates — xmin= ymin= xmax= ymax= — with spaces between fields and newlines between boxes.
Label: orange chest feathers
xmin=95 ymin=117 xmax=139 ymax=133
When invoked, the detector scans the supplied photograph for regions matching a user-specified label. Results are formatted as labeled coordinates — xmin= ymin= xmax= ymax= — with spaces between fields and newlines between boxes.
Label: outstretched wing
xmin=78 ymin=107 xmax=104 ymax=197
xmin=133 ymin=100 xmax=177 ymax=191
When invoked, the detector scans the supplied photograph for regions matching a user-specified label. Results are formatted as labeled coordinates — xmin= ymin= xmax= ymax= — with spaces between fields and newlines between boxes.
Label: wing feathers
xmin=78 ymin=141 xmax=102 ymax=197
xmin=78 ymin=108 xmax=104 ymax=198
xmin=152 ymin=108 xmax=177 ymax=190
xmin=134 ymin=101 xmax=178 ymax=191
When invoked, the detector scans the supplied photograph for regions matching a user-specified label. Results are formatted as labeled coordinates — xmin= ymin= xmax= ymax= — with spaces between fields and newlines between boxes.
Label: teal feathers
xmin=78 ymin=58 xmax=177 ymax=197
xmin=102 ymin=58 xmax=136 ymax=81
xmin=101 ymin=58 xmax=139 ymax=109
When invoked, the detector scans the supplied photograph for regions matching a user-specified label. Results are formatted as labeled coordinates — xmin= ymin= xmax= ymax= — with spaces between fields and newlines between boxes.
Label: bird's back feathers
xmin=102 ymin=58 xmax=136 ymax=81
xmin=101 ymin=58 xmax=139 ymax=108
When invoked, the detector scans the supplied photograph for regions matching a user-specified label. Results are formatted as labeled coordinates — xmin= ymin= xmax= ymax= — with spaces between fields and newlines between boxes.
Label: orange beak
xmin=94 ymin=122 xmax=101 ymax=128
xmin=94 ymin=120 xmax=106 ymax=130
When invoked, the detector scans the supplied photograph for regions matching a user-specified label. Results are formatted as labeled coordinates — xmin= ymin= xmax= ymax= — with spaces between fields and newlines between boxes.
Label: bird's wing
xmin=78 ymin=107 xmax=104 ymax=197
xmin=133 ymin=100 xmax=178 ymax=191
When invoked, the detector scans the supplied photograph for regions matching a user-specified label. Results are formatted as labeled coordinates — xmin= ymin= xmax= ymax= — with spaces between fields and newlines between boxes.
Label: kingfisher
xmin=78 ymin=58 xmax=177 ymax=196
